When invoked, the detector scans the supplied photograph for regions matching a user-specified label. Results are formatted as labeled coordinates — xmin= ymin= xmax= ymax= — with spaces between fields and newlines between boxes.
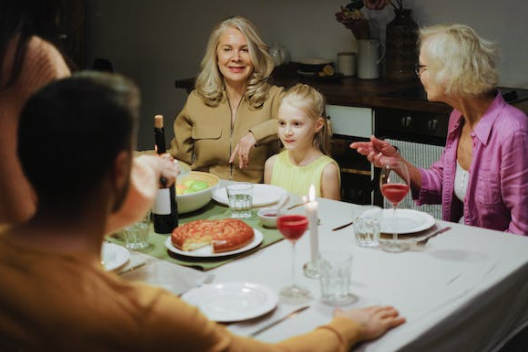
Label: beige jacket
xmin=169 ymin=86 xmax=284 ymax=183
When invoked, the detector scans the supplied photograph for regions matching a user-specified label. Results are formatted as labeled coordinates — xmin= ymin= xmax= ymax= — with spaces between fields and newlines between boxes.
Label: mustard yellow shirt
xmin=0 ymin=236 xmax=363 ymax=351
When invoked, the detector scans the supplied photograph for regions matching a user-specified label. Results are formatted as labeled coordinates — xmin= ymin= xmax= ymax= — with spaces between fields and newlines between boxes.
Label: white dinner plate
xmin=181 ymin=281 xmax=278 ymax=322
xmin=380 ymin=209 xmax=435 ymax=234
xmin=102 ymin=242 xmax=130 ymax=271
xmin=165 ymin=228 xmax=264 ymax=258
xmin=213 ymin=184 xmax=288 ymax=207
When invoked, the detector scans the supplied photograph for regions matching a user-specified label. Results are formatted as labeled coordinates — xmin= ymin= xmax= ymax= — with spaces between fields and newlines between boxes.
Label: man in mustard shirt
xmin=0 ymin=72 xmax=404 ymax=351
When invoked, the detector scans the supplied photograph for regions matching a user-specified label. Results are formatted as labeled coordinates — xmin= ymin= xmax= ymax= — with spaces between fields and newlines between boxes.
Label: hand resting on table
xmin=334 ymin=305 xmax=406 ymax=341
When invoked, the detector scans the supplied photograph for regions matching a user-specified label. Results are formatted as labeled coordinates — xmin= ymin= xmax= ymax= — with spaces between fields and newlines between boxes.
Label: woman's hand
xmin=229 ymin=132 xmax=257 ymax=169
xmin=350 ymin=135 xmax=400 ymax=168
xmin=351 ymin=135 xmax=422 ymax=191
xmin=334 ymin=305 xmax=405 ymax=341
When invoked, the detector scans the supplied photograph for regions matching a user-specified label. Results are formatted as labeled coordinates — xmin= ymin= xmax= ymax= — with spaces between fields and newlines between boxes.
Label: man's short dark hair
xmin=18 ymin=71 xmax=140 ymax=207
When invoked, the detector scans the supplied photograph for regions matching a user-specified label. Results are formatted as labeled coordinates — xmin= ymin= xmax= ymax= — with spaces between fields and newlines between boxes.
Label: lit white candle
xmin=305 ymin=184 xmax=319 ymax=265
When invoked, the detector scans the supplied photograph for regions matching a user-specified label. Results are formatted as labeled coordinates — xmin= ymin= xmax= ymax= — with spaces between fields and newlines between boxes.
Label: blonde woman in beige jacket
xmin=170 ymin=16 xmax=284 ymax=183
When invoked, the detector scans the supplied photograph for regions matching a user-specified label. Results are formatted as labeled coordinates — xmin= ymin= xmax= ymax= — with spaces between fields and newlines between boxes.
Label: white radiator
xmin=383 ymin=139 xmax=444 ymax=219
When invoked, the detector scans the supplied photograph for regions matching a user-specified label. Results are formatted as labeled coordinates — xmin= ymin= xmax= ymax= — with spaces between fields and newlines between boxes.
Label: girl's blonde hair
xmin=280 ymin=83 xmax=332 ymax=156
xmin=194 ymin=16 xmax=274 ymax=108
xmin=418 ymin=24 xmax=499 ymax=97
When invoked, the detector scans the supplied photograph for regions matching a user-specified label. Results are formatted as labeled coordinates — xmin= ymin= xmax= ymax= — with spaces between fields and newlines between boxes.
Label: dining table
xmin=107 ymin=180 xmax=528 ymax=352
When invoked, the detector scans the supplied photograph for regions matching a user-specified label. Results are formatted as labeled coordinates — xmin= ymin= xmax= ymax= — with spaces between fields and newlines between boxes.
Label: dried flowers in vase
xmin=335 ymin=0 xmax=404 ymax=40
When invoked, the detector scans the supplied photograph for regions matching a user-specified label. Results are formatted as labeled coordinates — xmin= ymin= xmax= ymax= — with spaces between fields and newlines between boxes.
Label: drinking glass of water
xmin=353 ymin=206 xmax=382 ymax=248
xmin=318 ymin=249 xmax=356 ymax=305
xmin=123 ymin=211 xmax=151 ymax=250
xmin=226 ymin=183 xmax=253 ymax=218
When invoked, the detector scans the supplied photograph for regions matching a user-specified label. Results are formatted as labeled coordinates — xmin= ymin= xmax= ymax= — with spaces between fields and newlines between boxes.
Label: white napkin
xmin=120 ymin=253 xmax=213 ymax=296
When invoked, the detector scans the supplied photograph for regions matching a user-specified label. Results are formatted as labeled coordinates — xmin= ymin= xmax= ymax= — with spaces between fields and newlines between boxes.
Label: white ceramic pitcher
xmin=357 ymin=39 xmax=386 ymax=80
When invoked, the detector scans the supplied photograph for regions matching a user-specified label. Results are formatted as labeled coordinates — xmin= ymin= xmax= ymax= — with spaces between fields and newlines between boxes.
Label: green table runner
xmin=107 ymin=202 xmax=284 ymax=271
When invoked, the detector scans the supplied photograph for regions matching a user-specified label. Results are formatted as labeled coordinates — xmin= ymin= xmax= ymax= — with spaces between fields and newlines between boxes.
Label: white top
xmin=454 ymin=160 xmax=469 ymax=223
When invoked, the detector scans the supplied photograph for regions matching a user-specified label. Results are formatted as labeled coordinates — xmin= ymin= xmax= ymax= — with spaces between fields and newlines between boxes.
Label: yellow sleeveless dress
xmin=270 ymin=151 xmax=340 ymax=197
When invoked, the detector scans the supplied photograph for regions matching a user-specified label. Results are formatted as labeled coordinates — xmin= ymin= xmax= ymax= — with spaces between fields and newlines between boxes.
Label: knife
xmin=117 ymin=262 xmax=146 ymax=275
xmin=286 ymin=202 xmax=304 ymax=211
xmin=250 ymin=305 xmax=310 ymax=337
xmin=332 ymin=220 xmax=356 ymax=231
xmin=416 ymin=226 xmax=452 ymax=246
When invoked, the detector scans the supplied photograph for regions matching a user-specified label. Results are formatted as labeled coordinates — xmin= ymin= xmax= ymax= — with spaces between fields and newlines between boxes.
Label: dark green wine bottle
xmin=152 ymin=114 xmax=178 ymax=233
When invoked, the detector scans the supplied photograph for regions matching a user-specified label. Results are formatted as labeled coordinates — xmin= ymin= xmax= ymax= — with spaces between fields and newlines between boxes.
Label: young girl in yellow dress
xmin=264 ymin=84 xmax=340 ymax=200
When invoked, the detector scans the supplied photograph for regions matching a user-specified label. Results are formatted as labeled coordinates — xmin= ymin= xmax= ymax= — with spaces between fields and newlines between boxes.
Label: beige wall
xmin=84 ymin=0 xmax=528 ymax=150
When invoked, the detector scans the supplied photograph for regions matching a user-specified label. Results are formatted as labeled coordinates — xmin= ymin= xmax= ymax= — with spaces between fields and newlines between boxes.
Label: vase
xmin=357 ymin=39 xmax=386 ymax=80
xmin=385 ymin=9 xmax=419 ymax=80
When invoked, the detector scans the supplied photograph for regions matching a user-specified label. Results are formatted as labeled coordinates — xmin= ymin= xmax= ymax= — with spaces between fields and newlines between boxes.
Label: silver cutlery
xmin=283 ymin=199 xmax=321 ymax=224
xmin=416 ymin=226 xmax=452 ymax=246
xmin=250 ymin=305 xmax=310 ymax=337
xmin=275 ymin=195 xmax=289 ymax=211
xmin=286 ymin=202 xmax=304 ymax=211
xmin=332 ymin=219 xmax=357 ymax=231
xmin=118 ymin=262 xmax=146 ymax=276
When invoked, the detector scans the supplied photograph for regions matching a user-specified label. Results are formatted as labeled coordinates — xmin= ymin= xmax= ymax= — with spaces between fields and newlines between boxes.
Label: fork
xmin=416 ymin=226 xmax=452 ymax=246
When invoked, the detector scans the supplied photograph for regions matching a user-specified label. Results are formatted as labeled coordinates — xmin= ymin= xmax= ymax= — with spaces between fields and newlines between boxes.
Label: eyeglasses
xmin=414 ymin=63 xmax=427 ymax=77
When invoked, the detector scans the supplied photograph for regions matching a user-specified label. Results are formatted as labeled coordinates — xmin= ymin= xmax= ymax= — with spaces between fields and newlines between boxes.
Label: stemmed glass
xmin=277 ymin=210 xmax=311 ymax=298
xmin=380 ymin=160 xmax=411 ymax=253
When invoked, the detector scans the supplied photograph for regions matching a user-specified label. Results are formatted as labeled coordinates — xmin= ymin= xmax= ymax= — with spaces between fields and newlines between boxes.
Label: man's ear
xmin=112 ymin=150 xmax=132 ymax=189
xmin=109 ymin=150 xmax=132 ymax=212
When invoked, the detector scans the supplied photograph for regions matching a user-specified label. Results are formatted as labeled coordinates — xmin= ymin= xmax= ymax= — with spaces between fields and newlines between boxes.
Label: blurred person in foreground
xmin=169 ymin=16 xmax=284 ymax=183
xmin=0 ymin=71 xmax=404 ymax=351
xmin=0 ymin=0 xmax=176 ymax=231
xmin=351 ymin=24 xmax=528 ymax=234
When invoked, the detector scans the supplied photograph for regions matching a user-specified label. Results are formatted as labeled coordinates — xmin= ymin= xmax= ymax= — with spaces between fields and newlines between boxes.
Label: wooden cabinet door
xmin=57 ymin=0 xmax=85 ymax=69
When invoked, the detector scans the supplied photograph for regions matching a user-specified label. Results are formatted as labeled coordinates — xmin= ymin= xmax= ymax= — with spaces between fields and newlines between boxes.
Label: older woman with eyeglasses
xmin=351 ymin=24 xmax=528 ymax=235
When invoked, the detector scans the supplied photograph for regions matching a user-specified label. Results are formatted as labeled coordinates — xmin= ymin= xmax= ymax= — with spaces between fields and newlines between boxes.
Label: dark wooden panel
xmin=57 ymin=0 xmax=85 ymax=70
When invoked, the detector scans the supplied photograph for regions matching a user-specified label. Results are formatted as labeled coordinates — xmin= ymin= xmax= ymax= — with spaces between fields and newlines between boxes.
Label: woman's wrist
xmin=391 ymin=145 xmax=406 ymax=163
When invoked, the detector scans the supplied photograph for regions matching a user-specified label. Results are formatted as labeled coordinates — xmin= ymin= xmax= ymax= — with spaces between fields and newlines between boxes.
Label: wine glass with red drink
xmin=380 ymin=160 xmax=411 ymax=253
xmin=277 ymin=211 xmax=311 ymax=298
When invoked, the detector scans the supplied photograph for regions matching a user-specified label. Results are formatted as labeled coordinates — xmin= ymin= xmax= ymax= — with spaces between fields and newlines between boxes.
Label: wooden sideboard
xmin=175 ymin=63 xmax=528 ymax=114
xmin=174 ymin=66 xmax=528 ymax=204
xmin=174 ymin=63 xmax=454 ymax=113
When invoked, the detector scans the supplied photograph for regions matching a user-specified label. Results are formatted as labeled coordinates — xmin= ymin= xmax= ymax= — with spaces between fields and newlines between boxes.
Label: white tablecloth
xmin=120 ymin=195 xmax=528 ymax=352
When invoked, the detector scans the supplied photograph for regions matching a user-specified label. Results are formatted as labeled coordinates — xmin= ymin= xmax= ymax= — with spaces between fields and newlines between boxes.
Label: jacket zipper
xmin=229 ymin=125 xmax=233 ymax=180
xmin=228 ymin=98 xmax=243 ymax=180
